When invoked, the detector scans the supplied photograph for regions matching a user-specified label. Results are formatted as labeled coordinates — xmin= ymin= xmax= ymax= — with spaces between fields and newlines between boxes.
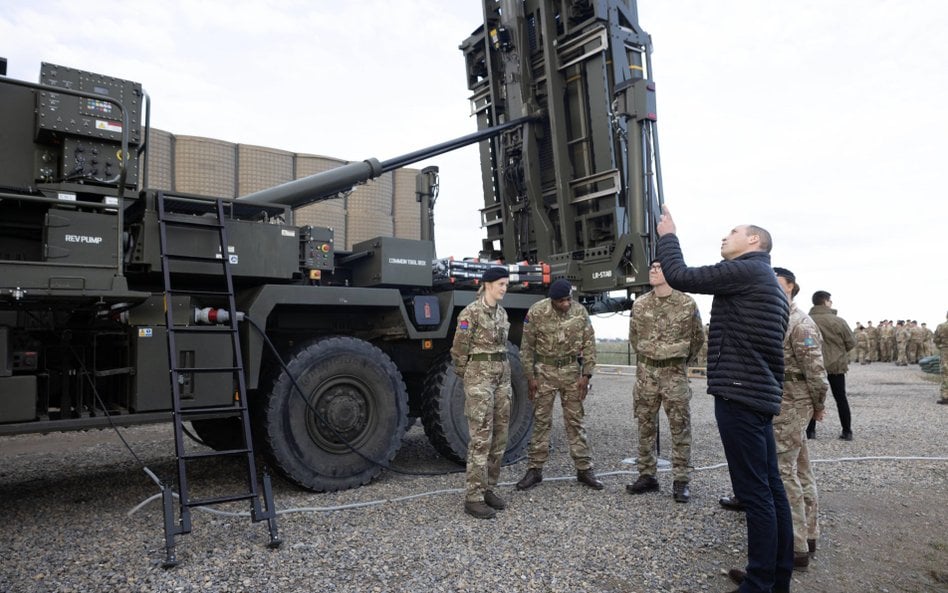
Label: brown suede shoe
xmin=727 ymin=568 xmax=745 ymax=585
xmin=515 ymin=467 xmax=543 ymax=490
xmin=672 ymin=480 xmax=690 ymax=503
xmin=577 ymin=469 xmax=604 ymax=490
xmin=626 ymin=474 xmax=659 ymax=494
xmin=718 ymin=494 xmax=744 ymax=511
xmin=463 ymin=500 xmax=496 ymax=519
xmin=483 ymin=490 xmax=506 ymax=510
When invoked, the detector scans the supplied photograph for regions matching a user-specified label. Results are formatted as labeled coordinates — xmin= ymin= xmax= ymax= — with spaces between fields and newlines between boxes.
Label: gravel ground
xmin=1 ymin=363 xmax=946 ymax=593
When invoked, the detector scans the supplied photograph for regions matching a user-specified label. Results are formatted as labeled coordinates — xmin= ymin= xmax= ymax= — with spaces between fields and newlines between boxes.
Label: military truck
xmin=0 ymin=0 xmax=661 ymax=524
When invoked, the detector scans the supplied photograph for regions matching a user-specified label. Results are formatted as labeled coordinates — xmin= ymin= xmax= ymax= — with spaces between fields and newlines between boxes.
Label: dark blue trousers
xmin=715 ymin=397 xmax=793 ymax=593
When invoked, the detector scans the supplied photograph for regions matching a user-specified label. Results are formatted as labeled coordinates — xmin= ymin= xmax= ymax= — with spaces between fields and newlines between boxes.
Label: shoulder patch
xmin=458 ymin=320 xmax=470 ymax=331
xmin=524 ymin=314 xmax=530 ymax=324
xmin=803 ymin=336 xmax=816 ymax=348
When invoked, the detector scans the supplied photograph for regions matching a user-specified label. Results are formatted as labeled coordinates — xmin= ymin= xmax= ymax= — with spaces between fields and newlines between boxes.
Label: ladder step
xmin=166 ymin=288 xmax=232 ymax=297
xmin=163 ymin=253 xmax=227 ymax=264
xmin=172 ymin=365 xmax=243 ymax=374
xmin=182 ymin=448 xmax=252 ymax=460
xmin=160 ymin=216 xmax=224 ymax=229
xmin=178 ymin=405 xmax=245 ymax=416
xmin=186 ymin=492 xmax=256 ymax=507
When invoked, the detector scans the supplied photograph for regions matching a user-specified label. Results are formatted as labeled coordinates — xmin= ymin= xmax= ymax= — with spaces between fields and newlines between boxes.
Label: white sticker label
xmin=281 ymin=229 xmax=296 ymax=237
xmin=138 ymin=328 xmax=153 ymax=337
xmin=57 ymin=192 xmax=77 ymax=201
xmin=96 ymin=119 xmax=123 ymax=133
xmin=388 ymin=257 xmax=427 ymax=266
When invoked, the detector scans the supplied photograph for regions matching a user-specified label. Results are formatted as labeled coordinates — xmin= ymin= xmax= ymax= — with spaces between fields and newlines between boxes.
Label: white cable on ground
xmin=127 ymin=454 xmax=948 ymax=519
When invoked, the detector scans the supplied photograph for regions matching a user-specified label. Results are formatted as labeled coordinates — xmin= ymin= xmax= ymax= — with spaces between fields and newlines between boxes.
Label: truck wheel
xmin=421 ymin=343 xmax=533 ymax=465
xmin=261 ymin=337 xmax=408 ymax=492
xmin=190 ymin=418 xmax=244 ymax=451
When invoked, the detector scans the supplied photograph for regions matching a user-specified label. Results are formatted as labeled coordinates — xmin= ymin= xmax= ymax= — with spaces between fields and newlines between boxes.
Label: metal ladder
xmin=155 ymin=193 xmax=280 ymax=567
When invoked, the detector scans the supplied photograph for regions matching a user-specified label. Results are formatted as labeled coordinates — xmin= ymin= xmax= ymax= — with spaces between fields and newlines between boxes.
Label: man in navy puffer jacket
xmin=655 ymin=205 xmax=792 ymax=593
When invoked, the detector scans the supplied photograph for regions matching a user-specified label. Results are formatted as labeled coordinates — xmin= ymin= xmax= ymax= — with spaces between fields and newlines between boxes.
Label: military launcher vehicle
xmin=0 ymin=0 xmax=663 ymax=561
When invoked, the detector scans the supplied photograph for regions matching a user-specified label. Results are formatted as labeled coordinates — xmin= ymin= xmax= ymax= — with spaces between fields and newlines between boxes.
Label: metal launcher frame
xmin=461 ymin=0 xmax=664 ymax=298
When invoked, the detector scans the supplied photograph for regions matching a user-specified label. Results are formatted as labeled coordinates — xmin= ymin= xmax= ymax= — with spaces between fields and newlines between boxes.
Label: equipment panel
xmin=37 ymin=62 xmax=142 ymax=144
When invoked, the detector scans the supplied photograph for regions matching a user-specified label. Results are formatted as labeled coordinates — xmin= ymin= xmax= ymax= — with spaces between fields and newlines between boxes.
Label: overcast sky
xmin=3 ymin=1 xmax=945 ymax=339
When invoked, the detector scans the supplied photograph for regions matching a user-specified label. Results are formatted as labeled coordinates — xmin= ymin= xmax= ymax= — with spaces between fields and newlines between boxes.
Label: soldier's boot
xmin=807 ymin=538 xmax=817 ymax=556
xmin=463 ymin=500 xmax=496 ymax=520
xmin=515 ymin=467 xmax=543 ymax=491
xmin=483 ymin=490 xmax=506 ymax=510
xmin=625 ymin=474 xmax=659 ymax=494
xmin=672 ymin=480 xmax=690 ymax=503
xmin=793 ymin=552 xmax=810 ymax=571
xmin=576 ymin=469 xmax=604 ymax=490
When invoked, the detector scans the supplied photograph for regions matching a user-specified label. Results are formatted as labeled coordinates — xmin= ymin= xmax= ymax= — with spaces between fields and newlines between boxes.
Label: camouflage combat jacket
xmin=520 ymin=298 xmax=596 ymax=380
xmin=783 ymin=302 xmax=828 ymax=412
xmin=895 ymin=326 xmax=910 ymax=345
xmin=629 ymin=289 xmax=704 ymax=363
xmin=935 ymin=320 xmax=948 ymax=351
xmin=450 ymin=296 xmax=509 ymax=378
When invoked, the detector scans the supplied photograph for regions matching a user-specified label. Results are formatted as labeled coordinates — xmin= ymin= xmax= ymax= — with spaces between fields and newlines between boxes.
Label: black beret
xmin=481 ymin=266 xmax=509 ymax=283
xmin=549 ymin=278 xmax=572 ymax=299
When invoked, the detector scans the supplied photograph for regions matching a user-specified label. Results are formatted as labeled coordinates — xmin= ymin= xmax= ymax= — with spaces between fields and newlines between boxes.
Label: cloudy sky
xmin=3 ymin=1 xmax=945 ymax=339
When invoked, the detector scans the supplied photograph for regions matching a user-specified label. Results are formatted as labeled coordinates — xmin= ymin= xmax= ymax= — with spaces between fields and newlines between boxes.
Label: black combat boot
xmin=515 ymin=467 xmax=543 ymax=490
xmin=464 ymin=500 xmax=496 ymax=519
xmin=483 ymin=490 xmax=506 ymax=510
xmin=625 ymin=474 xmax=659 ymax=494
xmin=576 ymin=468 xmax=604 ymax=490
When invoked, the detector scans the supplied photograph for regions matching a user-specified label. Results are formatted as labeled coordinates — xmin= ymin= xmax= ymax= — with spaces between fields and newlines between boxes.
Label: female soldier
xmin=450 ymin=266 xmax=511 ymax=519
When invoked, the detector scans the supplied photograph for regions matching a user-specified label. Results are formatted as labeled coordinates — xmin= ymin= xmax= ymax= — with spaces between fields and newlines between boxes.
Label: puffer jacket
xmin=657 ymin=234 xmax=789 ymax=415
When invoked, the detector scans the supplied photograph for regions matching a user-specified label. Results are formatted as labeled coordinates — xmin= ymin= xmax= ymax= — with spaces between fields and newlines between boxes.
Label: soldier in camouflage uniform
xmin=626 ymin=260 xmax=705 ymax=503
xmin=934 ymin=313 xmax=948 ymax=405
xmin=895 ymin=320 xmax=910 ymax=366
xmin=880 ymin=320 xmax=894 ymax=362
xmin=908 ymin=320 xmax=925 ymax=364
xmin=515 ymin=278 xmax=603 ymax=491
xmin=921 ymin=323 xmax=935 ymax=358
xmin=866 ymin=321 xmax=880 ymax=362
xmin=855 ymin=324 xmax=870 ymax=364
xmin=450 ymin=266 xmax=512 ymax=519
xmin=772 ymin=268 xmax=828 ymax=570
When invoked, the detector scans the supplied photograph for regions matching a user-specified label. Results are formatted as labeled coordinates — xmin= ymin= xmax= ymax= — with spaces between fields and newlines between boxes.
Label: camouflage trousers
xmin=856 ymin=344 xmax=870 ymax=364
xmin=941 ymin=350 xmax=948 ymax=401
xmin=881 ymin=340 xmax=893 ymax=362
xmin=633 ymin=363 xmax=692 ymax=482
xmin=526 ymin=363 xmax=593 ymax=471
xmin=774 ymin=386 xmax=820 ymax=555
xmin=463 ymin=361 xmax=511 ymax=503
xmin=897 ymin=342 xmax=908 ymax=365
xmin=907 ymin=342 xmax=921 ymax=364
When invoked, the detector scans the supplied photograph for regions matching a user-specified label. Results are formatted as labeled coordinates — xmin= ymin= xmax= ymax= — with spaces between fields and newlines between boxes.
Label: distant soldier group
xmin=853 ymin=319 xmax=936 ymax=365
xmin=934 ymin=312 xmax=948 ymax=405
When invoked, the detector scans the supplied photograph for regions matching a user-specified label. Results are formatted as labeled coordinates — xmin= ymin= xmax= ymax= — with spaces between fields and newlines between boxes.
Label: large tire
xmin=420 ymin=343 xmax=533 ymax=465
xmin=260 ymin=337 xmax=409 ymax=492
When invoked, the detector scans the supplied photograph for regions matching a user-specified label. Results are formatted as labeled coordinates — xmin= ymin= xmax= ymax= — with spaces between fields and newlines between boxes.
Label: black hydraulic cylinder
xmin=238 ymin=115 xmax=539 ymax=209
